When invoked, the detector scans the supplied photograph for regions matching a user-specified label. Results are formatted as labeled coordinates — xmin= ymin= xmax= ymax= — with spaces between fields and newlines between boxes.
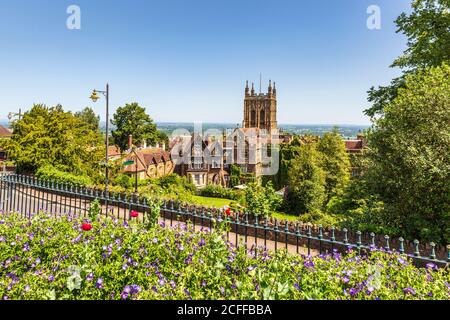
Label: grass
xmin=272 ymin=211 xmax=302 ymax=222
xmin=190 ymin=195 xmax=233 ymax=208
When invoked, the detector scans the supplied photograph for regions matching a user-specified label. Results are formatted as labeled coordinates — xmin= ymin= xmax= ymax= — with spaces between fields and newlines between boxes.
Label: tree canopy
xmin=365 ymin=0 xmax=450 ymax=118
xmin=75 ymin=107 xmax=100 ymax=132
xmin=365 ymin=63 xmax=450 ymax=243
xmin=1 ymin=104 xmax=104 ymax=178
xmin=111 ymin=103 xmax=159 ymax=151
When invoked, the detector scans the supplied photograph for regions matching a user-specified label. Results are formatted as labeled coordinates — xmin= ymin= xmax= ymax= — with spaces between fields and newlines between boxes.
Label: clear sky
xmin=0 ymin=0 xmax=411 ymax=125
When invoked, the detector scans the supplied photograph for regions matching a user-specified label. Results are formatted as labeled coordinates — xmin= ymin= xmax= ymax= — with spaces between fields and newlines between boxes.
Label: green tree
xmin=1 ymin=104 xmax=104 ymax=178
xmin=317 ymin=129 xmax=351 ymax=203
xmin=75 ymin=107 xmax=100 ymax=132
xmin=243 ymin=182 xmax=281 ymax=217
xmin=365 ymin=0 xmax=450 ymax=117
xmin=285 ymin=144 xmax=325 ymax=215
xmin=365 ymin=64 xmax=450 ymax=243
xmin=111 ymin=103 xmax=158 ymax=151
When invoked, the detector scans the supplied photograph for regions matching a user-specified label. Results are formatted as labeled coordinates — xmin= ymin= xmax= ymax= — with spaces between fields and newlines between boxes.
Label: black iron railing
xmin=0 ymin=173 xmax=448 ymax=267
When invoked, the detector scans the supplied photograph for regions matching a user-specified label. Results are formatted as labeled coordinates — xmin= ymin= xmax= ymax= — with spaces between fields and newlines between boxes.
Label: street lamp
xmin=90 ymin=84 xmax=110 ymax=193
xmin=8 ymin=108 xmax=22 ymax=122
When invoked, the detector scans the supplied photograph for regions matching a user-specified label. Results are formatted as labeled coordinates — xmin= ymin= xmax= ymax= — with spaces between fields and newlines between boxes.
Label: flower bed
xmin=0 ymin=212 xmax=449 ymax=300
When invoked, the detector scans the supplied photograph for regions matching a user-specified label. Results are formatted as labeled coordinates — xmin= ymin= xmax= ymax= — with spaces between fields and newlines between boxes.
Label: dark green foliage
xmin=200 ymin=184 xmax=242 ymax=201
xmin=75 ymin=107 xmax=100 ymax=132
xmin=36 ymin=165 xmax=92 ymax=187
xmin=1 ymin=104 xmax=104 ymax=179
xmin=243 ymin=182 xmax=282 ymax=217
xmin=112 ymin=174 xmax=133 ymax=189
xmin=285 ymin=144 xmax=325 ymax=214
xmin=364 ymin=64 xmax=450 ymax=244
xmin=316 ymin=129 xmax=351 ymax=203
xmin=365 ymin=0 xmax=450 ymax=117
xmin=111 ymin=103 xmax=159 ymax=151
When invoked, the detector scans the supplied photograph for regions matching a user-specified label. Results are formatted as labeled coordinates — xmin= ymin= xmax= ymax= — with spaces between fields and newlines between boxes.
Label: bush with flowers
xmin=0 ymin=211 xmax=449 ymax=300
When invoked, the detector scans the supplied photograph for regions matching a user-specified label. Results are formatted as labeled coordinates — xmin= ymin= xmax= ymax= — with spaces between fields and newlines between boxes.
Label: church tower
xmin=243 ymin=80 xmax=277 ymax=131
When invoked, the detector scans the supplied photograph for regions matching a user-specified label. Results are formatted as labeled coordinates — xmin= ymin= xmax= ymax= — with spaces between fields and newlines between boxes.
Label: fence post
xmin=254 ymin=215 xmax=258 ymax=256
xmin=413 ymin=240 xmax=420 ymax=257
xmin=384 ymin=235 xmax=390 ymax=252
xmin=274 ymin=219 xmax=278 ymax=251
xmin=399 ymin=237 xmax=405 ymax=254
xmin=356 ymin=231 xmax=362 ymax=254
xmin=429 ymin=242 xmax=436 ymax=260
xmin=264 ymin=218 xmax=268 ymax=250
xmin=343 ymin=228 xmax=348 ymax=245
xmin=295 ymin=223 xmax=300 ymax=254
xmin=318 ymin=225 xmax=323 ymax=254
xmin=307 ymin=225 xmax=312 ymax=256
xmin=284 ymin=221 xmax=289 ymax=251
xmin=330 ymin=226 xmax=336 ymax=253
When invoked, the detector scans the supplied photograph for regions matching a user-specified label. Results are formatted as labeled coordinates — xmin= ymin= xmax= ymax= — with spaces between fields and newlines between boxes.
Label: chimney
xmin=128 ymin=134 xmax=133 ymax=149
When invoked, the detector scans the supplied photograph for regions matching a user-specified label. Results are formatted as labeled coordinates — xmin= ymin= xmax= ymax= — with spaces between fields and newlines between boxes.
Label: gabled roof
xmin=0 ymin=125 xmax=12 ymax=137
xmin=345 ymin=140 xmax=364 ymax=151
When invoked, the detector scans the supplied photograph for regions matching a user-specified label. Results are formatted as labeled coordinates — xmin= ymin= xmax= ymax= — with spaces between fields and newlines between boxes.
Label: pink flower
xmin=130 ymin=211 xmax=138 ymax=218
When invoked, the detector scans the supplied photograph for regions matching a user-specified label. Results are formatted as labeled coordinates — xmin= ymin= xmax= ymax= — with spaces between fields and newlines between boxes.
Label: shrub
xmin=199 ymin=185 xmax=242 ymax=201
xmin=36 ymin=165 xmax=92 ymax=187
xmin=112 ymin=174 xmax=133 ymax=189
xmin=242 ymin=182 xmax=282 ymax=217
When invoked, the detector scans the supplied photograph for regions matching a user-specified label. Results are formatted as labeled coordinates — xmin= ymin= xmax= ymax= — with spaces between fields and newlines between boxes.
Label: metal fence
xmin=0 ymin=173 xmax=448 ymax=267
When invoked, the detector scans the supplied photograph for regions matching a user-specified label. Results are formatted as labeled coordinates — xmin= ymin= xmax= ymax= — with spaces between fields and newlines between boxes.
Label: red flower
xmin=225 ymin=208 xmax=232 ymax=216
xmin=130 ymin=210 xmax=138 ymax=218
xmin=82 ymin=223 xmax=92 ymax=231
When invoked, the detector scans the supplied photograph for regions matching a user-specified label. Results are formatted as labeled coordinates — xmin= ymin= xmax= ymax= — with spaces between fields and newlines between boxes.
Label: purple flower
xmin=123 ymin=285 xmax=131 ymax=294
xmin=198 ymin=238 xmax=206 ymax=247
xmin=130 ymin=285 xmax=141 ymax=294
xmin=343 ymin=277 xmax=350 ymax=284
xmin=48 ymin=275 xmax=54 ymax=282
xmin=220 ymin=286 xmax=225 ymax=294
xmin=153 ymin=237 xmax=158 ymax=244
xmin=403 ymin=287 xmax=416 ymax=296
xmin=121 ymin=292 xmax=128 ymax=300
xmin=159 ymin=279 xmax=166 ymax=286
xmin=24 ymin=285 xmax=30 ymax=291
xmin=95 ymin=278 xmax=103 ymax=289
xmin=184 ymin=288 xmax=191 ymax=296
xmin=294 ymin=283 xmax=300 ymax=291
xmin=86 ymin=273 xmax=94 ymax=281
xmin=201 ymin=281 xmax=207 ymax=287
xmin=169 ymin=280 xmax=176 ymax=289
xmin=349 ymin=288 xmax=358 ymax=296
xmin=366 ymin=287 xmax=375 ymax=294
xmin=426 ymin=263 xmax=437 ymax=271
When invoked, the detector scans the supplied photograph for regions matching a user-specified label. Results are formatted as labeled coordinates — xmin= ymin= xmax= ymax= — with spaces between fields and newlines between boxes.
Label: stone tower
xmin=242 ymin=80 xmax=277 ymax=131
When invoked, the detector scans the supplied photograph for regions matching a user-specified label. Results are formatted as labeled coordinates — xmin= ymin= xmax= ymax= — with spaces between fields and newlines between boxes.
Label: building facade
xmin=242 ymin=80 xmax=277 ymax=131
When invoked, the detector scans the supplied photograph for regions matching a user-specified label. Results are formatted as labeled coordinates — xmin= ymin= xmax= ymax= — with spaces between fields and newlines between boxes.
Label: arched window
xmin=260 ymin=109 xmax=265 ymax=128
xmin=250 ymin=109 xmax=256 ymax=127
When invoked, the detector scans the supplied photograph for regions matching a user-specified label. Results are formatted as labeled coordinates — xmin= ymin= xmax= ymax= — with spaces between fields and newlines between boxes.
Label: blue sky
xmin=0 ymin=0 xmax=411 ymax=125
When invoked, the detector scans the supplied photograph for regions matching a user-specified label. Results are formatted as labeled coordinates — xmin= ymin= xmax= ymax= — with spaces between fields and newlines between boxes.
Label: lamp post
xmin=90 ymin=84 xmax=110 ymax=193
xmin=8 ymin=108 xmax=22 ymax=122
